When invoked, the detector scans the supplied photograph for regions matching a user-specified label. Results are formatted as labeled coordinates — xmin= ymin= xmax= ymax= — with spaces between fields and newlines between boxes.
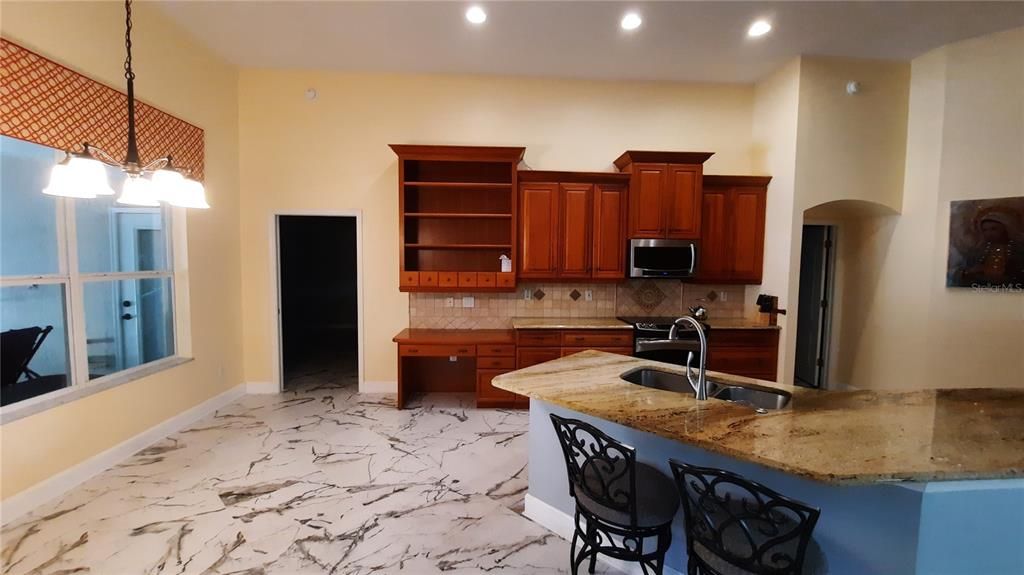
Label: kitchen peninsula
xmin=494 ymin=351 xmax=1024 ymax=575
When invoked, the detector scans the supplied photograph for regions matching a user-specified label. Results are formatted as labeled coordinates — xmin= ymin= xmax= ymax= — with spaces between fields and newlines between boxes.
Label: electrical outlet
xmin=720 ymin=291 xmax=728 ymax=302
xmin=449 ymin=355 xmax=457 ymax=362
xmin=462 ymin=296 xmax=475 ymax=308
xmin=585 ymin=289 xmax=593 ymax=301
xmin=445 ymin=297 xmax=454 ymax=308
xmin=524 ymin=289 xmax=532 ymax=300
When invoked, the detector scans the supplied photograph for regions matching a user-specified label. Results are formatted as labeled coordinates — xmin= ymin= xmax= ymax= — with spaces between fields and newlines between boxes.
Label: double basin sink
xmin=620 ymin=367 xmax=791 ymax=411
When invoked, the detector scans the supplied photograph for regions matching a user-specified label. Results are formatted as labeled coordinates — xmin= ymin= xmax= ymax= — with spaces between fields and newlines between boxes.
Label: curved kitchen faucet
xmin=669 ymin=316 xmax=709 ymax=401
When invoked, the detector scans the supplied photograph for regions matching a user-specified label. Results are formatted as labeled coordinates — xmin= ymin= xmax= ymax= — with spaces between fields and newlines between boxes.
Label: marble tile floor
xmin=0 ymin=364 xmax=622 ymax=574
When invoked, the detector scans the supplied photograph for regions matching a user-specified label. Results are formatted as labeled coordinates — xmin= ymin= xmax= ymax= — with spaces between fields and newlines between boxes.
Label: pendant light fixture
xmin=44 ymin=0 xmax=209 ymax=209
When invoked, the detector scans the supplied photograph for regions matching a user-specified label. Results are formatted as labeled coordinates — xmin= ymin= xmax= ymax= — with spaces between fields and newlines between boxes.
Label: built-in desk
xmin=392 ymin=329 xmax=520 ymax=409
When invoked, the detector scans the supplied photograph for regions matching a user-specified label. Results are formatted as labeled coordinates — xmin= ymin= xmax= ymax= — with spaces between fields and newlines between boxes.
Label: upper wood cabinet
xmin=518 ymin=171 xmax=629 ymax=281
xmin=614 ymin=151 xmax=714 ymax=240
xmin=391 ymin=144 xmax=525 ymax=292
xmin=697 ymin=175 xmax=771 ymax=284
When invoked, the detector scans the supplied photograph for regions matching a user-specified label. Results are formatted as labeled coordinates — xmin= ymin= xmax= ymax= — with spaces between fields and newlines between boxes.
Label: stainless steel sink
xmin=620 ymin=367 xmax=791 ymax=411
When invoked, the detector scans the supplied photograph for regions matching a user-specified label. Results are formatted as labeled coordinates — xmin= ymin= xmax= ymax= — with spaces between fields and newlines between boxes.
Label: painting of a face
xmin=946 ymin=197 xmax=1024 ymax=289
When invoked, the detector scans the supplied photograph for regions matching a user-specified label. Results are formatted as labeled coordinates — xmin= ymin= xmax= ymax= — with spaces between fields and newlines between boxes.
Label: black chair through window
xmin=669 ymin=459 xmax=821 ymax=575
xmin=1 ymin=325 xmax=54 ymax=387
xmin=550 ymin=413 xmax=678 ymax=575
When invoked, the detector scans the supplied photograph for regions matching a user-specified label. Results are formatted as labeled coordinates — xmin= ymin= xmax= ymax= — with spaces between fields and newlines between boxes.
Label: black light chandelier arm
xmin=123 ymin=0 xmax=140 ymax=169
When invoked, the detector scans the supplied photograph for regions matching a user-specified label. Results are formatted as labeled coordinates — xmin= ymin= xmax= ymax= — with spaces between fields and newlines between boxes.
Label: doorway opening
xmin=794 ymin=225 xmax=836 ymax=389
xmin=276 ymin=215 xmax=358 ymax=390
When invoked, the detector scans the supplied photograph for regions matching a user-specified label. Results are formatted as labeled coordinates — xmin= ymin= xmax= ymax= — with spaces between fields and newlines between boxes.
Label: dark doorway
xmin=278 ymin=216 xmax=358 ymax=389
xmin=794 ymin=225 xmax=835 ymax=389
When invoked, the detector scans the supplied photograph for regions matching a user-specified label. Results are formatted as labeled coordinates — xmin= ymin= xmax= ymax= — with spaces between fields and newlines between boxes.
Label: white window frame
xmin=0 ymin=185 xmax=193 ymax=424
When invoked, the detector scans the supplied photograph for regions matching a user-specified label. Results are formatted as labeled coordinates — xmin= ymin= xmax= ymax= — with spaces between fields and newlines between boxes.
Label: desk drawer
xmin=517 ymin=330 xmax=562 ymax=347
xmin=400 ymin=344 xmax=475 ymax=357
xmin=478 ymin=356 xmax=515 ymax=369
xmin=561 ymin=330 xmax=632 ymax=347
xmin=479 ymin=344 xmax=515 ymax=357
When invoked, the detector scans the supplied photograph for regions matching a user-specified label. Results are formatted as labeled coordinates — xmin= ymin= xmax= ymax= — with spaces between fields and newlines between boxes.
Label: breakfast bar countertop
xmin=492 ymin=350 xmax=1024 ymax=484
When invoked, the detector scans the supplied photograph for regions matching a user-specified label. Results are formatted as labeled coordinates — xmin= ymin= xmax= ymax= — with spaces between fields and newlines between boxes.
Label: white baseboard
xmin=360 ymin=380 xmax=395 ymax=393
xmin=1 ymin=383 xmax=247 ymax=526
xmin=523 ymin=494 xmax=684 ymax=575
xmin=245 ymin=381 xmax=280 ymax=394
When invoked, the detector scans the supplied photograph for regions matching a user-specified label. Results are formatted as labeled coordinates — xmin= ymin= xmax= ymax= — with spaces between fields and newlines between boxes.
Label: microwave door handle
xmin=690 ymin=244 xmax=696 ymax=275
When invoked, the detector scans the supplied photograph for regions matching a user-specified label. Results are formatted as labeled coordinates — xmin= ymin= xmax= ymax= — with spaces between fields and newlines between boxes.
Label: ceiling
xmin=157 ymin=1 xmax=1024 ymax=83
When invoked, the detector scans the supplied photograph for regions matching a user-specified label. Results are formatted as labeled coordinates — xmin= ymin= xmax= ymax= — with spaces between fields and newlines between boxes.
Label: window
xmin=1 ymin=136 xmax=185 ymax=409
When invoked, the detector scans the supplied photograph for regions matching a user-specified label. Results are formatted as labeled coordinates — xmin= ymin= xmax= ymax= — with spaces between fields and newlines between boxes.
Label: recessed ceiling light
xmin=748 ymin=20 xmax=772 ymax=37
xmin=466 ymin=6 xmax=487 ymax=25
xmin=621 ymin=12 xmax=642 ymax=31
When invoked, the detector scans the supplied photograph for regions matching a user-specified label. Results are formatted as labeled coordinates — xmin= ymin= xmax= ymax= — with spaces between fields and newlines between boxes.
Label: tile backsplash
xmin=409 ymin=280 xmax=751 ymax=329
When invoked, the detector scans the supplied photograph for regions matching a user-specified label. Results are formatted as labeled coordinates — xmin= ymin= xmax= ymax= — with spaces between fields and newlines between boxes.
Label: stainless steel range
xmin=618 ymin=315 xmax=710 ymax=366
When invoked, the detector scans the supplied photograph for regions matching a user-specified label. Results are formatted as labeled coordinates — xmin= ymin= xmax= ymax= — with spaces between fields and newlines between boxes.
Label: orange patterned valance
xmin=0 ymin=38 xmax=204 ymax=180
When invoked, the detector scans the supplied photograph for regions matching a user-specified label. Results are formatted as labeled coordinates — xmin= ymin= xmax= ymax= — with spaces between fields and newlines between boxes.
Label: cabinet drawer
xmin=419 ymin=271 xmax=438 ymax=287
xmin=400 ymin=344 xmax=475 ymax=357
xmin=400 ymin=271 xmax=419 ymax=287
xmin=478 ymin=344 xmax=515 ymax=357
xmin=517 ymin=347 xmax=562 ymax=368
xmin=438 ymin=272 xmax=458 ymax=288
xmin=478 ymin=356 xmax=515 ymax=369
xmin=561 ymin=330 xmax=632 ymax=347
xmin=517 ymin=330 xmax=562 ymax=347
xmin=710 ymin=329 xmax=779 ymax=347
xmin=561 ymin=347 xmax=633 ymax=358
xmin=497 ymin=272 xmax=515 ymax=288
xmin=707 ymin=348 xmax=777 ymax=378
xmin=477 ymin=272 xmax=496 ymax=288
xmin=458 ymin=272 xmax=478 ymax=287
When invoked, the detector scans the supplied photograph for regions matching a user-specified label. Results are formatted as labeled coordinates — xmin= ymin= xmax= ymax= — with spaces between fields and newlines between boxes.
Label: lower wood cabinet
xmin=517 ymin=329 xmax=634 ymax=368
xmin=707 ymin=329 xmax=780 ymax=381
xmin=517 ymin=347 xmax=562 ymax=369
xmin=476 ymin=369 xmax=518 ymax=408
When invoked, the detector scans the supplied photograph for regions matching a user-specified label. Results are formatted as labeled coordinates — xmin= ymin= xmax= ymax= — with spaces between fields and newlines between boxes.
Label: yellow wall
xmin=0 ymin=2 xmax=242 ymax=499
xmin=238 ymin=70 xmax=756 ymax=386
xmin=832 ymin=27 xmax=1024 ymax=390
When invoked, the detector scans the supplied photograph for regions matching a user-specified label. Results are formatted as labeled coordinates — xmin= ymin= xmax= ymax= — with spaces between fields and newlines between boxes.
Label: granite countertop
xmin=706 ymin=318 xmax=781 ymax=330
xmin=492 ymin=351 xmax=1024 ymax=484
xmin=511 ymin=317 xmax=632 ymax=330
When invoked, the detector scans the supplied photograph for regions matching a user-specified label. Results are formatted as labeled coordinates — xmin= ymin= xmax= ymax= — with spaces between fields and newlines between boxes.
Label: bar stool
xmin=669 ymin=459 xmax=821 ymax=575
xmin=550 ymin=414 xmax=678 ymax=575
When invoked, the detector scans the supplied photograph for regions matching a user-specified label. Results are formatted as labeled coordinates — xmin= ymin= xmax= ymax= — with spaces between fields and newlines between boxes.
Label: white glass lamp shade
xmin=43 ymin=161 xmax=95 ymax=198
xmin=117 ymin=175 xmax=160 ymax=206
xmin=68 ymin=155 xmax=115 ymax=196
xmin=171 ymin=178 xmax=209 ymax=209
xmin=152 ymin=167 xmax=185 ymax=203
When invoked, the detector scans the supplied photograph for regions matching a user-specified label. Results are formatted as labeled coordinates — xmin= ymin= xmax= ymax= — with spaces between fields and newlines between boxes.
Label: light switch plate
xmin=445 ymin=297 xmax=454 ymax=308
xmin=720 ymin=291 xmax=728 ymax=302
xmin=585 ymin=289 xmax=593 ymax=301
xmin=462 ymin=296 xmax=475 ymax=308
xmin=524 ymin=289 xmax=532 ymax=300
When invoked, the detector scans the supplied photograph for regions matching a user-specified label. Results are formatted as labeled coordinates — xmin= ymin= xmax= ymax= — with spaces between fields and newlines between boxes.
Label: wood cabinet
xmin=707 ymin=328 xmax=779 ymax=381
xmin=697 ymin=175 xmax=770 ymax=284
xmin=614 ymin=151 xmax=713 ymax=240
xmin=391 ymin=145 xmax=525 ymax=292
xmin=518 ymin=171 xmax=629 ymax=281
xmin=517 ymin=329 xmax=633 ymax=369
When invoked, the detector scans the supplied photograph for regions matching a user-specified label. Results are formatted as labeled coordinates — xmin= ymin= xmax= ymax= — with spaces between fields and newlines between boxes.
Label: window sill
xmin=0 ymin=356 xmax=194 ymax=425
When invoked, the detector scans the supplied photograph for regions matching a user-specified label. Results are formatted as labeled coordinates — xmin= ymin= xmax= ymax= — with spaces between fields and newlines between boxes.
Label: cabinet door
xmin=559 ymin=183 xmax=593 ymax=279
xmin=519 ymin=183 xmax=559 ymax=278
xmin=592 ymin=183 xmax=627 ymax=279
xmin=666 ymin=164 xmax=702 ymax=239
xmin=729 ymin=187 xmax=767 ymax=283
xmin=629 ymin=163 xmax=667 ymax=238
xmin=476 ymin=369 xmax=515 ymax=406
xmin=516 ymin=347 xmax=562 ymax=369
xmin=698 ymin=189 xmax=730 ymax=282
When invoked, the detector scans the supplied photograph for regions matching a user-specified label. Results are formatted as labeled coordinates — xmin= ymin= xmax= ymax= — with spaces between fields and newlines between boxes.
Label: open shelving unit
xmin=390 ymin=144 xmax=526 ymax=292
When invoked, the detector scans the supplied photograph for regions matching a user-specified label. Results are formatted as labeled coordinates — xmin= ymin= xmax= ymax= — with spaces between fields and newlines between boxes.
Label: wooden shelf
xmin=404 ymin=212 xmax=512 ymax=219
xmin=405 ymin=243 xmax=512 ymax=250
xmin=403 ymin=181 xmax=512 ymax=189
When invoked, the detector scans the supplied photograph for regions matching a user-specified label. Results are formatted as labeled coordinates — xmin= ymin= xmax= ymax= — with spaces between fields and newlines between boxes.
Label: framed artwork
xmin=946 ymin=196 xmax=1024 ymax=289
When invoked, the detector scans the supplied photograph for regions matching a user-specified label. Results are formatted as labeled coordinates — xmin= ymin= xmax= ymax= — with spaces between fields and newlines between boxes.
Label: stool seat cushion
xmin=576 ymin=461 xmax=679 ymax=528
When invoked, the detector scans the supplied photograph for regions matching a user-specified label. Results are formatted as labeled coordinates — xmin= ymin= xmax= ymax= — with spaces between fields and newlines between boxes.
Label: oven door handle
xmin=635 ymin=339 xmax=701 ymax=353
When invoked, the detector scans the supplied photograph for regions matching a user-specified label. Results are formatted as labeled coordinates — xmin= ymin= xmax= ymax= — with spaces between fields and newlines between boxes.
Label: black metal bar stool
xmin=550 ymin=414 xmax=678 ymax=575
xmin=669 ymin=459 xmax=821 ymax=575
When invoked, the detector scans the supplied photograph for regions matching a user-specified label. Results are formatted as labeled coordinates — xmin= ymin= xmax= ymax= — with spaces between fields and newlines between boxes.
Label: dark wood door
xmin=516 ymin=347 xmax=562 ymax=369
xmin=666 ymin=164 xmax=702 ymax=239
xmin=698 ymin=189 xmax=730 ymax=281
xmin=559 ymin=183 xmax=593 ymax=279
xmin=729 ymin=186 xmax=767 ymax=283
xmin=592 ymin=183 xmax=627 ymax=279
xmin=629 ymin=163 xmax=666 ymax=238
xmin=518 ymin=183 xmax=559 ymax=278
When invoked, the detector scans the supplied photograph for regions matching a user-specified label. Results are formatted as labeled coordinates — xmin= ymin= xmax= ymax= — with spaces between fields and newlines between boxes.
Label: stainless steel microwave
xmin=628 ymin=238 xmax=699 ymax=278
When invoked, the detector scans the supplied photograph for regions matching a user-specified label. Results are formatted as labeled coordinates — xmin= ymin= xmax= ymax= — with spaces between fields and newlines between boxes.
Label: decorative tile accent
xmin=0 ymin=39 xmax=205 ymax=180
xmin=705 ymin=290 xmax=719 ymax=302
xmin=532 ymin=288 xmax=546 ymax=301
xmin=631 ymin=280 xmax=667 ymax=312
xmin=569 ymin=289 xmax=582 ymax=301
